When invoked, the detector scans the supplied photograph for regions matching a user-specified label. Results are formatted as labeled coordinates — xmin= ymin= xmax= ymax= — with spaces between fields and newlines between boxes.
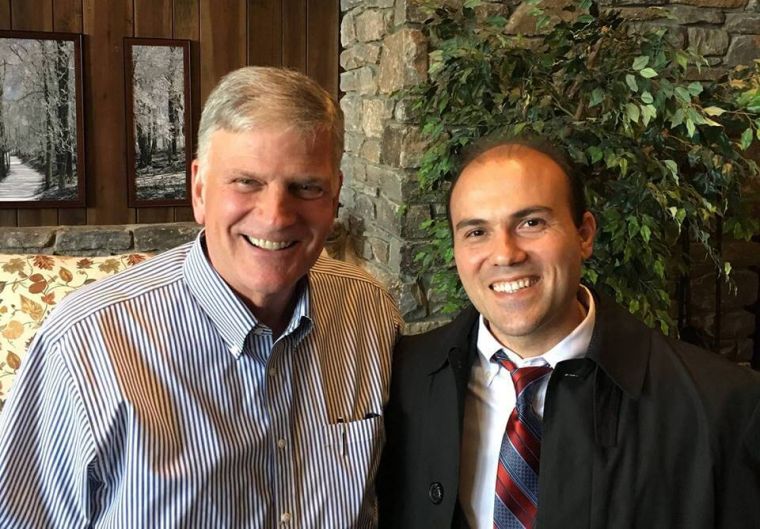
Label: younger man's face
xmin=450 ymin=146 xmax=596 ymax=357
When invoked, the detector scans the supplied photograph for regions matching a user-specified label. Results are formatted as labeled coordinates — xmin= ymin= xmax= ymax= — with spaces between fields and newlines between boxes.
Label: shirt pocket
xmin=302 ymin=417 xmax=384 ymax=527
xmin=321 ymin=415 xmax=385 ymax=463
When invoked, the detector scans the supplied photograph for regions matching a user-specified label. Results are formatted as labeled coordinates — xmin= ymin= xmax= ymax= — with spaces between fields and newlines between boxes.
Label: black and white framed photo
xmin=0 ymin=31 xmax=85 ymax=208
xmin=125 ymin=38 xmax=192 ymax=207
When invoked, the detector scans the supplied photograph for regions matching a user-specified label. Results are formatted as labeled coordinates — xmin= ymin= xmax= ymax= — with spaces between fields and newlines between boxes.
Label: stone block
xmin=55 ymin=227 xmax=132 ymax=254
xmin=404 ymin=204 xmax=432 ymax=239
xmin=388 ymin=237 xmax=426 ymax=275
xmin=356 ymin=9 xmax=390 ymax=42
xmin=614 ymin=7 xmax=668 ymax=22
xmin=395 ymin=0 xmax=458 ymax=25
xmin=369 ymin=165 xmax=418 ymax=203
xmin=736 ymin=339 xmax=754 ymax=363
xmin=691 ymin=269 xmax=759 ymax=311
xmin=339 ymin=186 xmax=356 ymax=211
xmin=675 ymin=0 xmax=747 ymax=7
xmin=690 ymin=309 xmax=756 ymax=339
xmin=361 ymin=139 xmax=382 ymax=163
xmin=133 ymin=223 xmax=200 ymax=252
xmin=404 ymin=319 xmax=451 ymax=335
xmin=687 ymin=27 xmax=730 ymax=56
xmin=714 ymin=338 xmax=755 ymax=363
xmin=378 ymin=28 xmax=428 ymax=94
xmin=723 ymin=240 xmax=760 ymax=268
xmin=0 ymin=228 xmax=54 ymax=250
xmin=341 ymin=156 xmax=368 ymax=183
xmin=375 ymin=197 xmax=404 ymax=236
xmin=666 ymin=6 xmax=725 ymax=24
xmin=367 ymin=235 xmax=390 ymax=264
xmin=340 ymin=94 xmax=363 ymax=132
xmin=390 ymin=279 xmax=427 ymax=319
xmin=341 ymin=0 xmax=393 ymax=10
xmin=685 ymin=66 xmax=728 ymax=82
xmin=362 ymin=98 xmax=395 ymax=138
xmin=340 ymin=43 xmax=382 ymax=70
xmin=726 ymin=35 xmax=760 ymax=66
xmin=506 ymin=0 xmax=579 ymax=36
xmin=394 ymin=96 xmax=421 ymax=123
xmin=341 ymin=11 xmax=356 ymax=48
xmin=340 ymin=66 xmax=377 ymax=95
xmin=381 ymin=123 xmax=426 ymax=169
xmin=345 ymin=132 xmax=364 ymax=154
xmin=354 ymin=193 xmax=376 ymax=221
xmin=360 ymin=238 xmax=375 ymax=261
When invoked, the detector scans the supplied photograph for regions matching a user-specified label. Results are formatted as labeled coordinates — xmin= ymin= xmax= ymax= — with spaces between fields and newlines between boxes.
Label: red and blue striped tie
xmin=492 ymin=351 xmax=553 ymax=529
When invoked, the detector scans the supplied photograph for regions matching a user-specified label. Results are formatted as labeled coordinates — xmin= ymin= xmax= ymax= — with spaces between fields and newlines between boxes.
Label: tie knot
xmin=492 ymin=350 xmax=553 ymax=397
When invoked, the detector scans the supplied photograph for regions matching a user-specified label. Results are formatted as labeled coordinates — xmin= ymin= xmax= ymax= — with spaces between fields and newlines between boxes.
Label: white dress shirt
xmin=460 ymin=286 xmax=596 ymax=529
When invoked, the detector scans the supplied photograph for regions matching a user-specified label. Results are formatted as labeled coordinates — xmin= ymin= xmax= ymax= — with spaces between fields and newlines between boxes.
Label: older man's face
xmin=450 ymin=146 xmax=596 ymax=358
xmin=192 ymin=127 xmax=340 ymax=325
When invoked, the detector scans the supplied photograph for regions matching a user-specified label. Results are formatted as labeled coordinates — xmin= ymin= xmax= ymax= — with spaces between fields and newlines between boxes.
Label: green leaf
xmin=740 ymin=127 xmax=753 ymax=150
xmin=625 ymin=74 xmax=639 ymax=93
xmin=687 ymin=82 xmax=703 ymax=96
xmin=463 ymin=0 xmax=482 ymax=8
xmin=641 ymin=91 xmax=653 ymax=104
xmin=587 ymin=145 xmax=604 ymax=164
xmin=675 ymin=86 xmax=692 ymax=103
xmin=641 ymin=104 xmax=657 ymax=126
xmin=663 ymin=159 xmax=678 ymax=177
xmin=619 ymin=156 xmax=629 ymax=176
xmin=632 ymin=56 xmax=649 ymax=71
xmin=686 ymin=118 xmax=696 ymax=137
xmin=724 ymin=262 xmax=732 ymax=277
xmin=641 ymin=224 xmax=651 ymax=243
xmin=590 ymin=87 xmax=605 ymax=108
xmin=675 ymin=50 xmax=689 ymax=70
xmin=639 ymin=67 xmax=658 ymax=78
xmin=703 ymin=106 xmax=726 ymax=116
xmin=669 ymin=108 xmax=685 ymax=128
xmin=625 ymin=103 xmax=640 ymax=123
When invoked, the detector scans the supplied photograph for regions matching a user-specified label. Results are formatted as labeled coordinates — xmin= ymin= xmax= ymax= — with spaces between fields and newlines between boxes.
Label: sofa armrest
xmin=0 ymin=252 xmax=152 ymax=410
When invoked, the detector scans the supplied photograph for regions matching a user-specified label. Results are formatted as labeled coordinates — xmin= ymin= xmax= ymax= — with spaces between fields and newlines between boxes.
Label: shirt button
xmin=428 ymin=482 xmax=444 ymax=504
xmin=277 ymin=438 xmax=286 ymax=449
xmin=280 ymin=512 xmax=291 ymax=523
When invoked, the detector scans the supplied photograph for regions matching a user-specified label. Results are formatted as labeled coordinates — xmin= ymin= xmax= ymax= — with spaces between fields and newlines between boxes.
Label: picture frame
xmin=124 ymin=38 xmax=192 ymax=207
xmin=0 ymin=30 xmax=85 ymax=208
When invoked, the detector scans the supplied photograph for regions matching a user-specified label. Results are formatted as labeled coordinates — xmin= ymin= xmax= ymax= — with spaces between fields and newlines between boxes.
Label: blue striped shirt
xmin=0 ymin=235 xmax=402 ymax=528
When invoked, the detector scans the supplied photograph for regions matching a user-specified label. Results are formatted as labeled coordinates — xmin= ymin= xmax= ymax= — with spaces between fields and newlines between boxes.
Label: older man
xmin=0 ymin=67 xmax=401 ymax=528
xmin=378 ymin=136 xmax=760 ymax=529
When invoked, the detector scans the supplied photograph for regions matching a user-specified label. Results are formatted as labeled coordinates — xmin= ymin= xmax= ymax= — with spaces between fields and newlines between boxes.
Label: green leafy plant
xmin=411 ymin=0 xmax=760 ymax=333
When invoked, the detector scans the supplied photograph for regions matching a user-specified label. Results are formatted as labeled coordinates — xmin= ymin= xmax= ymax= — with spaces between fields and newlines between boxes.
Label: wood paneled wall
xmin=0 ymin=0 xmax=339 ymax=227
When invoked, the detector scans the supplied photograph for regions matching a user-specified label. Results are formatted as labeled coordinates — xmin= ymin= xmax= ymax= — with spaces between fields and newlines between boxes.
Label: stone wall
xmin=338 ymin=0 xmax=760 ymax=358
xmin=0 ymin=223 xmax=203 ymax=256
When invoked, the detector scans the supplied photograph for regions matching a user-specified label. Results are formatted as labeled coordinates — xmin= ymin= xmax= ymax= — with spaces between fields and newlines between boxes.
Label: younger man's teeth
xmin=245 ymin=236 xmax=292 ymax=250
xmin=492 ymin=278 xmax=535 ymax=293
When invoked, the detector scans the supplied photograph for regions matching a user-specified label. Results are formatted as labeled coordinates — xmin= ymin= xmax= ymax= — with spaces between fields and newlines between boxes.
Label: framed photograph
xmin=0 ymin=31 xmax=85 ymax=208
xmin=125 ymin=38 xmax=192 ymax=207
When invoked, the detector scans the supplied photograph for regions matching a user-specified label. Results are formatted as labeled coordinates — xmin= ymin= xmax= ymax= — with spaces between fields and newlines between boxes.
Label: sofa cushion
xmin=0 ymin=253 xmax=152 ymax=409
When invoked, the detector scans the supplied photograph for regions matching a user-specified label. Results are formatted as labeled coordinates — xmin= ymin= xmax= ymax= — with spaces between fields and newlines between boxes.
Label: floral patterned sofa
xmin=0 ymin=252 xmax=152 ymax=410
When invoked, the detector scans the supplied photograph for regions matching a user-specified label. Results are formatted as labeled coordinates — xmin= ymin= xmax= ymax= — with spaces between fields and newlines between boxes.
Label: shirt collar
xmin=476 ymin=285 xmax=596 ymax=384
xmin=183 ymin=231 xmax=313 ymax=358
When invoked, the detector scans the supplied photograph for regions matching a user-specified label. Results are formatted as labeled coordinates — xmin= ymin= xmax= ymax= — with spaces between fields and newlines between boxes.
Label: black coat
xmin=378 ymin=291 xmax=760 ymax=528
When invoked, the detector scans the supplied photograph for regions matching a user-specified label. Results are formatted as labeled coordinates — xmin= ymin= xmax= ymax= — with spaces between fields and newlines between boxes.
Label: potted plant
xmin=411 ymin=0 xmax=760 ymax=334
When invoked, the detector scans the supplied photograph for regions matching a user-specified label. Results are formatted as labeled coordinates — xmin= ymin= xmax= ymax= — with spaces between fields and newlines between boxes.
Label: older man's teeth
xmin=492 ymin=278 xmax=536 ymax=293
xmin=245 ymin=236 xmax=293 ymax=250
